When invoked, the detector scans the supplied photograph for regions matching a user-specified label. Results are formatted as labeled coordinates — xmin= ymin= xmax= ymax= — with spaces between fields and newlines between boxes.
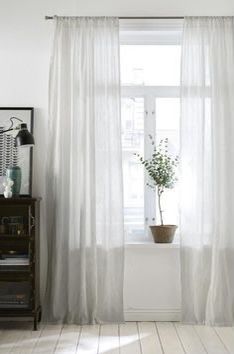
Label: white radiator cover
xmin=124 ymin=243 xmax=181 ymax=321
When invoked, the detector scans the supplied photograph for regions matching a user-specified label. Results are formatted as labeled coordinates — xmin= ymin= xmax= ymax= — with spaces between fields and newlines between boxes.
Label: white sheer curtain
xmin=180 ymin=17 xmax=234 ymax=325
xmin=44 ymin=17 xmax=124 ymax=324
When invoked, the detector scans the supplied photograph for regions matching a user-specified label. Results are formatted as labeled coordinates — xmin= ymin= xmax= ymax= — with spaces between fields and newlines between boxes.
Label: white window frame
xmin=120 ymin=19 xmax=183 ymax=242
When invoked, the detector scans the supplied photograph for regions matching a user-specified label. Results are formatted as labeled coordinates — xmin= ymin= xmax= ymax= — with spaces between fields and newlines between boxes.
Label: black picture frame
xmin=0 ymin=107 xmax=34 ymax=197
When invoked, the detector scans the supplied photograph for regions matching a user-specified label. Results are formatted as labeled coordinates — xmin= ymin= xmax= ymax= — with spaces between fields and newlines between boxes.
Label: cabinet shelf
xmin=0 ymin=273 xmax=32 ymax=281
xmin=0 ymin=267 xmax=31 ymax=273
xmin=0 ymin=235 xmax=30 ymax=239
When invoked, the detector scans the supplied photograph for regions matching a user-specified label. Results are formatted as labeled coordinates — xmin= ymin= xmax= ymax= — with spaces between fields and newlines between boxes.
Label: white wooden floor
xmin=0 ymin=322 xmax=234 ymax=354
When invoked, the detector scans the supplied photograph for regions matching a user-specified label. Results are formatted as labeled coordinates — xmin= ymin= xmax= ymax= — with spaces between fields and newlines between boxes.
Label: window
xmin=120 ymin=20 xmax=183 ymax=242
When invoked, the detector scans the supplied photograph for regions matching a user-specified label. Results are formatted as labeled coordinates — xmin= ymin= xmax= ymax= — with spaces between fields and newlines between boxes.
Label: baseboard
xmin=124 ymin=308 xmax=181 ymax=321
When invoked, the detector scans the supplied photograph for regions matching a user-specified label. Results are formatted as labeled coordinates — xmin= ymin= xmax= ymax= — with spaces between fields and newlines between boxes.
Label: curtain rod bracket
xmin=45 ymin=15 xmax=55 ymax=20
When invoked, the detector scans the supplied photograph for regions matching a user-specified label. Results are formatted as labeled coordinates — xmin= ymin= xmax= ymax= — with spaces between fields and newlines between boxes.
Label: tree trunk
xmin=157 ymin=188 xmax=163 ymax=225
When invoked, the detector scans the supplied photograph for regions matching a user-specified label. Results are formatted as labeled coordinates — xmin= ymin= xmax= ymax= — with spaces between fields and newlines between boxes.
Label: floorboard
xmin=194 ymin=325 xmax=228 ymax=354
xmin=119 ymin=322 xmax=141 ymax=354
xmin=32 ymin=323 xmax=63 ymax=354
xmin=55 ymin=324 xmax=81 ymax=354
xmin=214 ymin=327 xmax=234 ymax=354
xmin=0 ymin=322 xmax=32 ymax=354
xmin=175 ymin=323 xmax=206 ymax=354
xmin=138 ymin=322 xmax=163 ymax=354
xmin=98 ymin=324 xmax=119 ymax=354
xmin=156 ymin=322 xmax=185 ymax=354
xmin=76 ymin=325 xmax=100 ymax=354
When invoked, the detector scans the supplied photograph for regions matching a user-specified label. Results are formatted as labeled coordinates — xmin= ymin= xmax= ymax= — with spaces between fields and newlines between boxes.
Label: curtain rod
xmin=45 ymin=16 xmax=184 ymax=20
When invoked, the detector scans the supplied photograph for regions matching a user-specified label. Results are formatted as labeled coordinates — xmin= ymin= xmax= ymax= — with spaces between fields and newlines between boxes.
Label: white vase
xmin=4 ymin=190 xmax=12 ymax=198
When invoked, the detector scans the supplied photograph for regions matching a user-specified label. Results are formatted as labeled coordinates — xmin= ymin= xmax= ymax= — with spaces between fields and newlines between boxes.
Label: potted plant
xmin=136 ymin=136 xmax=179 ymax=243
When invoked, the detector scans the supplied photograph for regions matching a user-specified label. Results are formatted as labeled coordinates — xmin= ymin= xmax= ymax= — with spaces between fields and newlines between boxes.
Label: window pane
xmin=121 ymin=97 xmax=144 ymax=241
xmin=155 ymin=98 xmax=180 ymax=229
xmin=120 ymin=45 xmax=181 ymax=86
xmin=156 ymin=98 xmax=180 ymax=132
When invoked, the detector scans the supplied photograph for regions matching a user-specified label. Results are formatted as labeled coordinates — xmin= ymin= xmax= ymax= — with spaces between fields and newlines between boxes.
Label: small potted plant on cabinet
xmin=136 ymin=136 xmax=179 ymax=243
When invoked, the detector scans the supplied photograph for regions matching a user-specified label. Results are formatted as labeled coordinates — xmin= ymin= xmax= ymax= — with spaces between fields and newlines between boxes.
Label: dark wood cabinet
xmin=0 ymin=197 xmax=41 ymax=330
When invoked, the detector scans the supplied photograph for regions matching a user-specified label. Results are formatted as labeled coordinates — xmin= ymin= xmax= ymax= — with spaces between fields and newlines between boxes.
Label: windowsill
xmin=125 ymin=242 xmax=180 ymax=248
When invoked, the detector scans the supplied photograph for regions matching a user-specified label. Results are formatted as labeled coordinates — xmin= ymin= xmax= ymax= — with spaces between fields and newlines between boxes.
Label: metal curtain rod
xmin=45 ymin=15 xmax=184 ymax=20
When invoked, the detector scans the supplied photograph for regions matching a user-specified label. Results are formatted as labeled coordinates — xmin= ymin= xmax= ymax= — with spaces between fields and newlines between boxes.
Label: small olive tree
xmin=136 ymin=136 xmax=179 ymax=226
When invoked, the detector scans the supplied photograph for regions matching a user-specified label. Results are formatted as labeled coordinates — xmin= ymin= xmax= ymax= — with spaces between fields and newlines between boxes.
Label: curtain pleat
xmin=180 ymin=17 xmax=234 ymax=325
xmin=44 ymin=17 xmax=124 ymax=324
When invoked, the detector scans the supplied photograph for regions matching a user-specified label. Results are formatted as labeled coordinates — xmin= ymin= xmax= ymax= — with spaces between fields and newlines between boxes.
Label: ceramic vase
xmin=6 ymin=166 xmax=22 ymax=197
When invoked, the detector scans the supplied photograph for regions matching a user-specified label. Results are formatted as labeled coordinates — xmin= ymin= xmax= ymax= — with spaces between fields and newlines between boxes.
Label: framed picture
xmin=0 ymin=107 xmax=34 ymax=196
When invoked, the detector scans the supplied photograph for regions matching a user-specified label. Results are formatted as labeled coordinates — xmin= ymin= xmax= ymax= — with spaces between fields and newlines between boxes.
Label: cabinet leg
xmin=33 ymin=314 xmax=38 ymax=331
xmin=38 ymin=309 xmax=42 ymax=323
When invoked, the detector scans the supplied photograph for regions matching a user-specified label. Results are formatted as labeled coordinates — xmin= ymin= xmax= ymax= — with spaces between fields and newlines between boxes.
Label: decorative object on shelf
xmin=6 ymin=166 xmax=21 ymax=197
xmin=0 ymin=225 xmax=7 ymax=235
xmin=0 ymin=198 xmax=41 ymax=330
xmin=0 ymin=108 xmax=34 ymax=196
xmin=0 ymin=215 xmax=26 ymax=236
xmin=3 ymin=177 xmax=14 ymax=199
xmin=136 ymin=136 xmax=179 ymax=243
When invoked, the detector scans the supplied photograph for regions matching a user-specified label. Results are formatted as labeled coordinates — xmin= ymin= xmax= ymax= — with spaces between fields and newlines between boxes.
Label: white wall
xmin=0 ymin=0 xmax=233 ymax=314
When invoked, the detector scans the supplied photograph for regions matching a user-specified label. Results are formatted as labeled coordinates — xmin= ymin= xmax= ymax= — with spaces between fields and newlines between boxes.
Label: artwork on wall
xmin=0 ymin=108 xmax=34 ymax=196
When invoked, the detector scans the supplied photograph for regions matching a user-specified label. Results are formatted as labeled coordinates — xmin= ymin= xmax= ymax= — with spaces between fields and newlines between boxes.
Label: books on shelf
xmin=0 ymin=281 xmax=30 ymax=308
xmin=0 ymin=258 xmax=29 ymax=266
xmin=0 ymin=295 xmax=26 ymax=304
xmin=0 ymin=294 xmax=29 ymax=308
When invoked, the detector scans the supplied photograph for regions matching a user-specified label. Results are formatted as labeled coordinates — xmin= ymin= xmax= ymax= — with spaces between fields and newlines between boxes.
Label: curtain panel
xmin=44 ymin=17 xmax=124 ymax=324
xmin=180 ymin=17 xmax=234 ymax=325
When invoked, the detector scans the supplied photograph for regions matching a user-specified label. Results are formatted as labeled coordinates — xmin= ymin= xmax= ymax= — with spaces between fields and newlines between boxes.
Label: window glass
xmin=156 ymin=98 xmax=180 ymax=153
xmin=120 ymin=45 xmax=181 ymax=86
xmin=155 ymin=98 xmax=180 ymax=228
xmin=121 ymin=97 xmax=144 ymax=241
